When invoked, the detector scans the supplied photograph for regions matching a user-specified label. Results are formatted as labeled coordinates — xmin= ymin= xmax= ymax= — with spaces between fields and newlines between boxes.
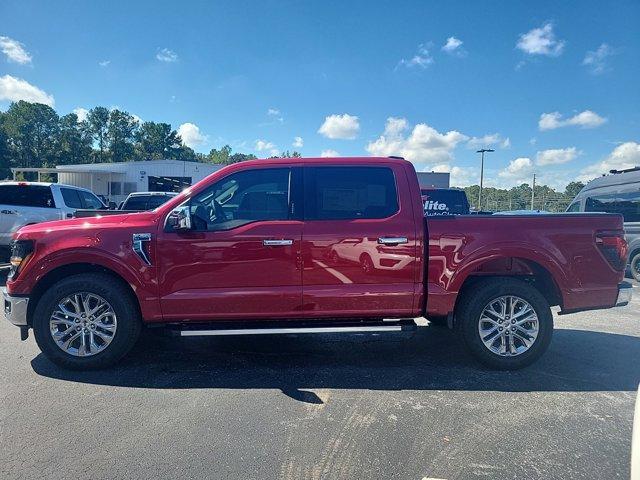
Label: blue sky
xmin=1 ymin=0 xmax=639 ymax=189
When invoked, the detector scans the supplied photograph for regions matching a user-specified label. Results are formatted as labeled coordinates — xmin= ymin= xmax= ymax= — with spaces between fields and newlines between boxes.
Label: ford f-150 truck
xmin=2 ymin=157 xmax=632 ymax=370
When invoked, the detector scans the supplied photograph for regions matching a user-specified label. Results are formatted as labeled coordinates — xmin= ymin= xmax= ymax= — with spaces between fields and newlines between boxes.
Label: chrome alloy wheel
xmin=477 ymin=295 xmax=539 ymax=356
xmin=49 ymin=293 xmax=117 ymax=357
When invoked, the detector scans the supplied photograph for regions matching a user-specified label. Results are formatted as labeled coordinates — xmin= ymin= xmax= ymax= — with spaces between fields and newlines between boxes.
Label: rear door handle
xmin=1 ymin=210 xmax=16 ymax=215
xmin=378 ymin=237 xmax=408 ymax=245
xmin=263 ymin=239 xmax=294 ymax=246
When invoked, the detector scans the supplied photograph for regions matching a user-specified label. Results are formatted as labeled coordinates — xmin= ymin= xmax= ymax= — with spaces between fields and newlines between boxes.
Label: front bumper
xmin=3 ymin=288 xmax=29 ymax=327
xmin=615 ymin=281 xmax=633 ymax=307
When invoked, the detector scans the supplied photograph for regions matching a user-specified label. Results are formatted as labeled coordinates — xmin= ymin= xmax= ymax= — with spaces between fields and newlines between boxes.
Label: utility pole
xmin=476 ymin=148 xmax=495 ymax=211
xmin=531 ymin=173 xmax=536 ymax=210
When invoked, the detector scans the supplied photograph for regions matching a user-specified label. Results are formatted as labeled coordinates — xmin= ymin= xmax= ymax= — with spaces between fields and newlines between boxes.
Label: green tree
xmin=56 ymin=113 xmax=93 ymax=165
xmin=0 ymin=117 xmax=11 ymax=179
xmin=107 ymin=109 xmax=138 ymax=162
xmin=228 ymin=152 xmax=257 ymax=163
xmin=87 ymin=107 xmax=110 ymax=162
xmin=565 ymin=181 xmax=585 ymax=199
xmin=1 ymin=101 xmax=59 ymax=169
xmin=207 ymin=145 xmax=232 ymax=164
xmin=134 ymin=122 xmax=182 ymax=160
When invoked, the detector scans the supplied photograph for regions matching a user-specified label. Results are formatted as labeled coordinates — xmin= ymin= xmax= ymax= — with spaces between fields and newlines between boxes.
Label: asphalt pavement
xmin=0 ymin=275 xmax=638 ymax=480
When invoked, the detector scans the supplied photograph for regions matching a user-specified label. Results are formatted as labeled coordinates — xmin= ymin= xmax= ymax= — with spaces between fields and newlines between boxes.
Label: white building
xmin=12 ymin=160 xmax=224 ymax=204
xmin=12 ymin=160 xmax=451 ymax=204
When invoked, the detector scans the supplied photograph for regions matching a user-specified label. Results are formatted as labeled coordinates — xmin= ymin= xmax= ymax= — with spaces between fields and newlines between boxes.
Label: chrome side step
xmin=178 ymin=320 xmax=417 ymax=337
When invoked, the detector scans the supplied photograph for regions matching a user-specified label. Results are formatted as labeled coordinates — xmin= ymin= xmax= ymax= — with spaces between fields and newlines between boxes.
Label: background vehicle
xmin=119 ymin=191 xmax=178 ymax=211
xmin=3 ymin=157 xmax=630 ymax=371
xmin=0 ymin=182 xmax=106 ymax=258
xmin=421 ymin=188 xmax=470 ymax=216
xmin=566 ymin=167 xmax=640 ymax=280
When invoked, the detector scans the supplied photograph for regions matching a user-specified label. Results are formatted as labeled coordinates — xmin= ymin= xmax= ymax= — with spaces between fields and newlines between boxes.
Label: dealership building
xmin=11 ymin=160 xmax=450 ymax=204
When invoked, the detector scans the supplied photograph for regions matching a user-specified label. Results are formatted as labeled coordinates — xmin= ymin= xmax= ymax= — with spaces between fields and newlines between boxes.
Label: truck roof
xmin=235 ymin=156 xmax=414 ymax=168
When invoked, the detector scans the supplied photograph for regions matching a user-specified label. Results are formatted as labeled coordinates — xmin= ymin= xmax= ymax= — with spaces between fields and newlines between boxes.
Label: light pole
xmin=476 ymin=148 xmax=494 ymax=211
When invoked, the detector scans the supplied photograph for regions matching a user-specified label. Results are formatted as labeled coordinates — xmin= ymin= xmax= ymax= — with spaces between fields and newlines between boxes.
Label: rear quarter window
xmin=0 ymin=185 xmax=55 ymax=208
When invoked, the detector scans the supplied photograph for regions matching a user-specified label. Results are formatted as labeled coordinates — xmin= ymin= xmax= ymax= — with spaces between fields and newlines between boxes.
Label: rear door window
xmin=0 ymin=185 xmax=55 ymax=208
xmin=585 ymin=192 xmax=640 ymax=222
xmin=303 ymin=166 xmax=398 ymax=220
xmin=78 ymin=190 xmax=104 ymax=209
xmin=60 ymin=188 xmax=83 ymax=209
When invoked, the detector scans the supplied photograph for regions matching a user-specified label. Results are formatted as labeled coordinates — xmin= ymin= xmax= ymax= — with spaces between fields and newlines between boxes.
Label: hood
xmin=16 ymin=211 xmax=158 ymax=237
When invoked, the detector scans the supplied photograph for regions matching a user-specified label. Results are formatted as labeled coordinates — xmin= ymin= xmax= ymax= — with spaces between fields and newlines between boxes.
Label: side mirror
xmin=165 ymin=205 xmax=192 ymax=231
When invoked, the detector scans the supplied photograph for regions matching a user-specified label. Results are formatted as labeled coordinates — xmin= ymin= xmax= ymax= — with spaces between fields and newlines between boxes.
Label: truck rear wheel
xmin=456 ymin=277 xmax=553 ymax=370
xmin=32 ymin=273 xmax=141 ymax=370
xmin=631 ymin=252 xmax=640 ymax=282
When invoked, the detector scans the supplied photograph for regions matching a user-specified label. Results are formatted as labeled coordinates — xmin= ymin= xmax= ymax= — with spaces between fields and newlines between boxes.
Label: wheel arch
xmin=453 ymin=256 xmax=563 ymax=317
xmin=26 ymin=263 xmax=142 ymax=327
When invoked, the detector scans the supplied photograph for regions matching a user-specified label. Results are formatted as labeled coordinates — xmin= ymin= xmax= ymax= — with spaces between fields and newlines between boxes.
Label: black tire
xmin=32 ymin=273 xmax=142 ymax=370
xmin=631 ymin=252 xmax=640 ymax=282
xmin=456 ymin=277 xmax=553 ymax=370
xmin=360 ymin=254 xmax=374 ymax=274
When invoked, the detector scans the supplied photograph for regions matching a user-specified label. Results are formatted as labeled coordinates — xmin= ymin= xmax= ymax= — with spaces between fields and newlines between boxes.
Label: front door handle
xmin=378 ymin=237 xmax=408 ymax=245
xmin=1 ymin=210 xmax=16 ymax=215
xmin=263 ymin=239 xmax=294 ymax=247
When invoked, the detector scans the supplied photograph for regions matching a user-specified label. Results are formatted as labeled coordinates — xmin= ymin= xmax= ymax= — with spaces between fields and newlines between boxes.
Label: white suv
xmin=0 ymin=182 xmax=105 ymax=250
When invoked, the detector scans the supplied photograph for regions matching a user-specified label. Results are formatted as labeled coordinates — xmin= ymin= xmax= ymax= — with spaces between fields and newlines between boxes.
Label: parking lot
xmin=0 ymin=275 xmax=637 ymax=480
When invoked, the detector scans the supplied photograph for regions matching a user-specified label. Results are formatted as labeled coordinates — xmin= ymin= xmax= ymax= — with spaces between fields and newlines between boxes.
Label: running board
xmin=177 ymin=320 xmax=418 ymax=337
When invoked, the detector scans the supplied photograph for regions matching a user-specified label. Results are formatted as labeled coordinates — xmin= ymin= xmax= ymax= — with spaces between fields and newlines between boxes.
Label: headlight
xmin=9 ymin=240 xmax=34 ymax=280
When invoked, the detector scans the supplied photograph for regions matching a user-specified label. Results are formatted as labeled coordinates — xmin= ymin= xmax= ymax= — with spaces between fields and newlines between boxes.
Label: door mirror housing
xmin=165 ymin=205 xmax=192 ymax=232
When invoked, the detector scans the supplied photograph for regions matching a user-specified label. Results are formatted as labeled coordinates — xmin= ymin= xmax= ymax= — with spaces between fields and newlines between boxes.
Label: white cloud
xmin=265 ymin=107 xmax=284 ymax=123
xmin=255 ymin=139 xmax=276 ymax=151
xmin=366 ymin=117 xmax=468 ymax=165
xmin=467 ymin=133 xmax=510 ymax=149
xmin=398 ymin=44 xmax=434 ymax=69
xmin=177 ymin=123 xmax=208 ymax=148
xmin=320 ymin=149 xmax=339 ymax=157
xmin=583 ymin=43 xmax=615 ymax=75
xmin=318 ymin=113 xmax=360 ymax=139
xmin=536 ymin=147 xmax=580 ymax=166
xmin=441 ymin=37 xmax=466 ymax=57
xmin=430 ymin=164 xmax=477 ymax=187
xmin=539 ymin=110 xmax=606 ymax=130
xmin=0 ymin=75 xmax=54 ymax=106
xmin=577 ymin=142 xmax=640 ymax=182
xmin=156 ymin=48 xmax=178 ymax=63
xmin=72 ymin=107 xmax=89 ymax=122
xmin=98 ymin=60 xmax=110 ymax=67
xmin=498 ymin=157 xmax=534 ymax=186
xmin=0 ymin=36 xmax=32 ymax=65
xmin=536 ymin=147 xmax=579 ymax=166
xmin=517 ymin=23 xmax=565 ymax=57
xmin=293 ymin=136 xmax=303 ymax=148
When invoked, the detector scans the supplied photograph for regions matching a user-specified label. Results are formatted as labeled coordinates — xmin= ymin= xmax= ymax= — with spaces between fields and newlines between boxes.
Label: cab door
xmin=156 ymin=166 xmax=304 ymax=321
xmin=301 ymin=164 xmax=418 ymax=318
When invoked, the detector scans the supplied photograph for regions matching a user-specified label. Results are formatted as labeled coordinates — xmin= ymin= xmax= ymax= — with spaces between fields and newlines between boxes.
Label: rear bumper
xmin=616 ymin=281 xmax=633 ymax=307
xmin=2 ymin=288 xmax=29 ymax=327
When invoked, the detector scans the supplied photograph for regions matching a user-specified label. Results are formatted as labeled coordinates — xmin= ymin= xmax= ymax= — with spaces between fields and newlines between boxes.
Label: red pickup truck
xmin=3 ymin=157 xmax=632 ymax=370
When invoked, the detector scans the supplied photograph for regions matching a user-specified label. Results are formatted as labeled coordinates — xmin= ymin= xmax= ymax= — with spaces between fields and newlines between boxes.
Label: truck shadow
xmin=31 ymin=326 xmax=640 ymax=401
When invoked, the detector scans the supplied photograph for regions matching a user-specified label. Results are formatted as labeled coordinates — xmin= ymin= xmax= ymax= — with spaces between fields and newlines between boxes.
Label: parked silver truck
xmin=567 ymin=166 xmax=640 ymax=280
xmin=0 ymin=182 xmax=106 ymax=258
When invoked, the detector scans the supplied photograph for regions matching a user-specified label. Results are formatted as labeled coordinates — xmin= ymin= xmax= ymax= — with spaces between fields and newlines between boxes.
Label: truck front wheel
xmin=456 ymin=277 xmax=553 ymax=370
xmin=32 ymin=273 xmax=142 ymax=370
